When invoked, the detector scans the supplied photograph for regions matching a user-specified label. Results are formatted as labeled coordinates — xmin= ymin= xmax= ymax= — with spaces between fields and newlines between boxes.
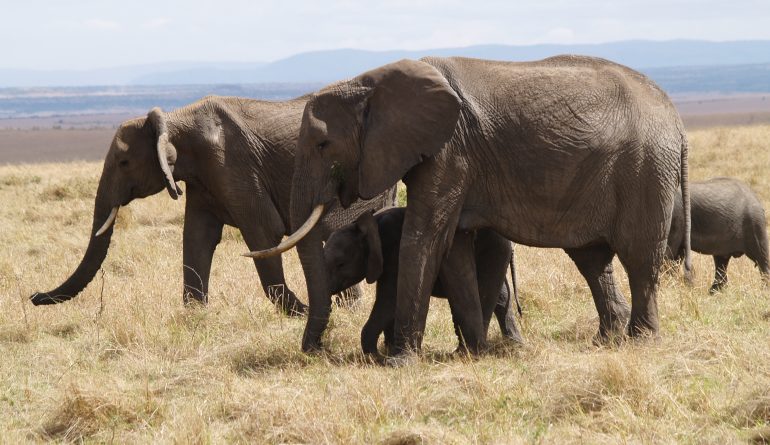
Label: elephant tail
xmin=510 ymin=246 xmax=522 ymax=316
xmin=681 ymin=137 xmax=694 ymax=285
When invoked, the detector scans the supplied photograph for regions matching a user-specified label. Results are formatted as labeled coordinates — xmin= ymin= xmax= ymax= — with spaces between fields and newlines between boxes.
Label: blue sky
xmin=4 ymin=0 xmax=770 ymax=70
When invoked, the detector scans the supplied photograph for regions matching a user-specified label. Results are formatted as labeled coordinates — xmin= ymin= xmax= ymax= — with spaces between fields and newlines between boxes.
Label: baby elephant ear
xmin=356 ymin=211 xmax=383 ymax=283
xmin=357 ymin=59 xmax=461 ymax=200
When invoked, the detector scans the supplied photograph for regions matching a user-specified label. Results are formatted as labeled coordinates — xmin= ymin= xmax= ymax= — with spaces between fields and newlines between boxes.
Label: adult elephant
xmin=246 ymin=56 xmax=692 ymax=361
xmin=30 ymin=96 xmax=396 ymax=313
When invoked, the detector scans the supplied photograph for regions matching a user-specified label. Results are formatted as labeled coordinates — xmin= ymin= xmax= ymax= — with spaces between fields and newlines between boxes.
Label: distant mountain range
xmin=3 ymin=40 xmax=770 ymax=90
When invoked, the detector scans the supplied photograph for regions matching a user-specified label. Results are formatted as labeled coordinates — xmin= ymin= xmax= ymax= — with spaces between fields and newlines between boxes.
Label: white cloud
xmin=144 ymin=18 xmax=170 ymax=29
xmin=84 ymin=19 xmax=121 ymax=30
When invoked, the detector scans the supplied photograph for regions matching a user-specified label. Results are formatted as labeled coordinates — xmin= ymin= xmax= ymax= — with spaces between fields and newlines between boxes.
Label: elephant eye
xmin=119 ymin=159 xmax=129 ymax=167
xmin=317 ymin=140 xmax=329 ymax=150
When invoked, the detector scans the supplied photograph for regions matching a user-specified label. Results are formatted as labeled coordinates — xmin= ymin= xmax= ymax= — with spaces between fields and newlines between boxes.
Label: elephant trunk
xmin=30 ymin=180 xmax=116 ymax=305
xmin=297 ymin=231 xmax=332 ymax=352
xmin=289 ymin=177 xmax=333 ymax=352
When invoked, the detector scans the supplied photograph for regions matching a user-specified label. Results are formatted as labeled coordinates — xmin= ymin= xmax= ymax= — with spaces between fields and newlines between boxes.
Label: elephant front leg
xmin=386 ymin=156 xmax=469 ymax=365
xmin=388 ymin=211 xmax=467 ymax=363
xmin=388 ymin=232 xmax=444 ymax=364
xmin=361 ymin=280 xmax=398 ymax=355
xmin=182 ymin=206 xmax=224 ymax=305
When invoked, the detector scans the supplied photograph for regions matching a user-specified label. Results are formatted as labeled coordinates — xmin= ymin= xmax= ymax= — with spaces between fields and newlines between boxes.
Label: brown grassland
xmin=1 ymin=124 xmax=769 ymax=443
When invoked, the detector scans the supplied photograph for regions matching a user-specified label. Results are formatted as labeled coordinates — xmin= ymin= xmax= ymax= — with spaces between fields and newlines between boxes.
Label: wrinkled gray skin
xmin=254 ymin=55 xmax=691 ymax=359
xmin=30 ymin=96 xmax=395 ymax=313
xmin=668 ymin=177 xmax=769 ymax=292
xmin=324 ymin=208 xmax=522 ymax=355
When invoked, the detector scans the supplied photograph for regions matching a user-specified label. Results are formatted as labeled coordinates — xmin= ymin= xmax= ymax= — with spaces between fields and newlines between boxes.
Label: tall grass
xmin=0 ymin=125 xmax=769 ymax=443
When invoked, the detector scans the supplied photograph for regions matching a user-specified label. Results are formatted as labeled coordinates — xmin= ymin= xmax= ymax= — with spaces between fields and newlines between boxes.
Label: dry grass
xmin=1 ymin=124 xmax=769 ymax=443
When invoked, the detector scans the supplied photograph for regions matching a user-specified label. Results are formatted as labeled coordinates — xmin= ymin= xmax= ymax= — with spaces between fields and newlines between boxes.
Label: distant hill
xmin=0 ymin=84 xmax=321 ymax=119
xmin=646 ymin=63 xmax=770 ymax=94
xmin=4 ymin=40 xmax=770 ymax=88
xmin=3 ymin=40 xmax=770 ymax=118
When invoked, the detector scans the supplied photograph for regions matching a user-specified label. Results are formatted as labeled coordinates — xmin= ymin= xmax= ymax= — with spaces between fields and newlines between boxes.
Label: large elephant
xmin=30 ymin=96 xmax=395 ymax=313
xmin=246 ymin=55 xmax=692 ymax=361
xmin=323 ymin=207 xmax=522 ymax=354
xmin=667 ymin=177 xmax=769 ymax=292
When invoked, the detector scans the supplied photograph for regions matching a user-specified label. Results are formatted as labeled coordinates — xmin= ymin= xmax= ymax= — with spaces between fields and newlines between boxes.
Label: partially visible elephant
xmin=668 ymin=177 xmax=769 ymax=292
xmin=323 ymin=208 xmax=522 ymax=354
xmin=247 ymin=55 xmax=691 ymax=361
xmin=30 ymin=96 xmax=395 ymax=313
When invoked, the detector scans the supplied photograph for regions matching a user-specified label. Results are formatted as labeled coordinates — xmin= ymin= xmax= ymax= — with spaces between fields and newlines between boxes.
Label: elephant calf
xmin=324 ymin=207 xmax=522 ymax=355
xmin=668 ymin=177 xmax=769 ymax=292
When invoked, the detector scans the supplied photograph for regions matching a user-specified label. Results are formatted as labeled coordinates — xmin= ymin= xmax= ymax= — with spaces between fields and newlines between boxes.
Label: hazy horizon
xmin=4 ymin=0 xmax=770 ymax=70
xmin=3 ymin=38 xmax=770 ymax=72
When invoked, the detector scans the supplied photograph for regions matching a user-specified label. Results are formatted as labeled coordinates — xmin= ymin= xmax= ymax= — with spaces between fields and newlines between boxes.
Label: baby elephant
xmin=668 ymin=177 xmax=769 ymax=292
xmin=324 ymin=207 xmax=522 ymax=355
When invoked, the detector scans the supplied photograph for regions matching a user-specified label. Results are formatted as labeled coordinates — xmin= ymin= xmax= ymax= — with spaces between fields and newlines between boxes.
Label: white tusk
xmin=95 ymin=207 xmax=119 ymax=237
xmin=243 ymin=204 xmax=325 ymax=259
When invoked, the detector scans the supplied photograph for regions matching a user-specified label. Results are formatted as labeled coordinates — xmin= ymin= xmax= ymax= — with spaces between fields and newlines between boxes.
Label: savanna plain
xmin=1 ymin=124 xmax=769 ymax=443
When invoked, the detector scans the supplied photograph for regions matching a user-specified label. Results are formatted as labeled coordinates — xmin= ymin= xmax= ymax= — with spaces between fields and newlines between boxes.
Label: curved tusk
xmin=95 ymin=207 xmax=119 ymax=237
xmin=243 ymin=204 xmax=325 ymax=259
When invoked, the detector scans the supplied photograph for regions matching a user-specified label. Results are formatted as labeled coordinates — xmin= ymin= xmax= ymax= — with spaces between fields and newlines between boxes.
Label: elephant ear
xmin=356 ymin=210 xmax=383 ymax=284
xmin=357 ymin=59 xmax=462 ymax=199
xmin=147 ymin=107 xmax=183 ymax=200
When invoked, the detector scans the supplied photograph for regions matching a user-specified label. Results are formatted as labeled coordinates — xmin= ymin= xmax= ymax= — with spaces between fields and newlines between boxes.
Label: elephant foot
xmin=360 ymin=334 xmax=380 ymax=356
xmin=384 ymin=351 xmax=419 ymax=368
xmin=592 ymin=329 xmax=627 ymax=347
xmin=594 ymin=319 xmax=630 ymax=346
xmin=282 ymin=299 xmax=309 ymax=317
xmin=453 ymin=343 xmax=485 ymax=358
xmin=454 ymin=337 xmax=486 ymax=357
xmin=301 ymin=337 xmax=324 ymax=354
xmin=626 ymin=317 xmax=659 ymax=340
xmin=708 ymin=283 xmax=726 ymax=294
xmin=183 ymin=295 xmax=208 ymax=307
xmin=267 ymin=285 xmax=308 ymax=317
xmin=502 ymin=330 xmax=525 ymax=345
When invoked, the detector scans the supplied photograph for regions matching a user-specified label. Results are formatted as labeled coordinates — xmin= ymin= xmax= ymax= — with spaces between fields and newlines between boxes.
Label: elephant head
xmin=245 ymin=59 xmax=461 ymax=351
xmin=30 ymin=108 xmax=182 ymax=305
xmin=324 ymin=210 xmax=384 ymax=295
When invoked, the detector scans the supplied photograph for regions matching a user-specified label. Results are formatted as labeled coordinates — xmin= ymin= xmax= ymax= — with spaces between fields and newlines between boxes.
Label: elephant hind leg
xmin=710 ymin=255 xmax=731 ymax=293
xmin=493 ymin=280 xmax=524 ymax=343
xmin=616 ymin=240 xmax=666 ymax=338
xmin=745 ymin=226 xmax=770 ymax=282
xmin=437 ymin=231 xmax=486 ymax=355
xmin=241 ymin=228 xmax=307 ymax=316
xmin=565 ymin=244 xmax=630 ymax=342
